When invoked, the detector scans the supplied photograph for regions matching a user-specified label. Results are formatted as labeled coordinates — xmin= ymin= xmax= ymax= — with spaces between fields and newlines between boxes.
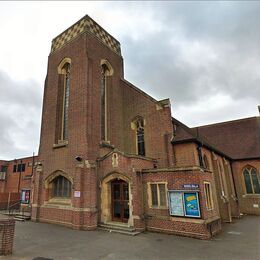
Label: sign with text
xmin=74 ymin=191 xmax=81 ymax=198
xmin=182 ymin=184 xmax=199 ymax=189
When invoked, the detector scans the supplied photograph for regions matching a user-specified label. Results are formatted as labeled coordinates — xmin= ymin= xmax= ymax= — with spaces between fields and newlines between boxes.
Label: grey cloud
xmin=1 ymin=2 xmax=259 ymax=159
xmin=115 ymin=2 xmax=260 ymax=112
xmin=0 ymin=70 xmax=42 ymax=159
xmin=0 ymin=71 xmax=42 ymax=108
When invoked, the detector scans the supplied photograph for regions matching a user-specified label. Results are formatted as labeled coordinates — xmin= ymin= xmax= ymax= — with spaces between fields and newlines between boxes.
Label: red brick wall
xmin=33 ymin=31 xmax=125 ymax=227
xmin=0 ymin=193 xmax=20 ymax=210
xmin=232 ymin=159 xmax=260 ymax=215
xmin=0 ymin=218 xmax=15 ymax=255
xmin=173 ymin=143 xmax=198 ymax=167
xmin=141 ymin=169 xmax=221 ymax=239
xmin=0 ymin=156 xmax=35 ymax=194
xmin=34 ymin=26 xmax=175 ymax=229
xmin=210 ymin=153 xmax=241 ymax=222
xmin=121 ymin=81 xmax=173 ymax=168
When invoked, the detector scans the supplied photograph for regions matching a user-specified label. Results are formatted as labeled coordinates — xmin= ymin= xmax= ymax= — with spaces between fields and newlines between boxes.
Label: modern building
xmin=0 ymin=156 xmax=37 ymax=209
xmin=1 ymin=15 xmax=259 ymax=239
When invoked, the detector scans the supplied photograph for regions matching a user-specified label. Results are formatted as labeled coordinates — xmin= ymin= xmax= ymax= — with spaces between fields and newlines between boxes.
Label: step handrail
xmin=8 ymin=200 xmax=21 ymax=215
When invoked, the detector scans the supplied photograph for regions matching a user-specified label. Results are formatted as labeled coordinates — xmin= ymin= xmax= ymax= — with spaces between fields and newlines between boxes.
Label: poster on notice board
xmin=169 ymin=192 xmax=184 ymax=216
xmin=183 ymin=192 xmax=200 ymax=217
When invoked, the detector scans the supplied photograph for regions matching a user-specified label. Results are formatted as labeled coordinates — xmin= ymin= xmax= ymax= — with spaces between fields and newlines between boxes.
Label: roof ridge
xmin=172 ymin=117 xmax=232 ymax=159
xmin=192 ymin=116 xmax=259 ymax=129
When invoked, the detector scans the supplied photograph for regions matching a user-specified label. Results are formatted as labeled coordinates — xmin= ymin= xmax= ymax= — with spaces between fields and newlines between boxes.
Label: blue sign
xmin=183 ymin=184 xmax=199 ymax=189
xmin=184 ymin=192 xmax=200 ymax=217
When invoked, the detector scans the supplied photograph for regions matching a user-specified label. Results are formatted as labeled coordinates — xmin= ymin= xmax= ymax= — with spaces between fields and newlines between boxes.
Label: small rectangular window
xmin=197 ymin=146 xmax=204 ymax=167
xmin=16 ymin=163 xmax=26 ymax=172
xmin=151 ymin=184 xmax=158 ymax=206
xmin=159 ymin=184 xmax=166 ymax=206
xmin=1 ymin=165 xmax=7 ymax=172
xmin=149 ymin=183 xmax=167 ymax=208
xmin=204 ymin=182 xmax=214 ymax=210
xmin=13 ymin=164 xmax=17 ymax=172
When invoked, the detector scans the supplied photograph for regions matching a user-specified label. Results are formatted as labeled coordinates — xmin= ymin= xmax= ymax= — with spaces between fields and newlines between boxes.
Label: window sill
xmin=242 ymin=194 xmax=260 ymax=199
xmin=47 ymin=198 xmax=72 ymax=206
xmin=100 ymin=140 xmax=114 ymax=148
xmin=149 ymin=206 xmax=168 ymax=210
xmin=53 ymin=140 xmax=68 ymax=149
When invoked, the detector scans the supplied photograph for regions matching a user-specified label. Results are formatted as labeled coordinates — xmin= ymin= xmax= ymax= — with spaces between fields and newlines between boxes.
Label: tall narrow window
xmin=56 ymin=58 xmax=71 ymax=143
xmin=203 ymin=154 xmax=210 ymax=170
xmin=101 ymin=64 xmax=108 ymax=141
xmin=243 ymin=167 xmax=260 ymax=194
xmin=197 ymin=146 xmax=204 ymax=167
xmin=217 ymin=160 xmax=225 ymax=196
xmin=100 ymin=60 xmax=113 ymax=141
xmin=136 ymin=117 xmax=145 ymax=156
xmin=204 ymin=182 xmax=214 ymax=210
xmin=62 ymin=63 xmax=70 ymax=140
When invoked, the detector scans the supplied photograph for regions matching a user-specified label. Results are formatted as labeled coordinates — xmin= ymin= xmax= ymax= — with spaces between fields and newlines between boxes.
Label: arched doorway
xmin=100 ymin=173 xmax=133 ymax=226
xmin=111 ymin=179 xmax=129 ymax=222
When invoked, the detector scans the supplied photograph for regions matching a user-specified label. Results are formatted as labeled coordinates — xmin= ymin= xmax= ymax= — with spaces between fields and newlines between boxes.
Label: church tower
xmin=31 ymin=15 xmax=126 ymax=229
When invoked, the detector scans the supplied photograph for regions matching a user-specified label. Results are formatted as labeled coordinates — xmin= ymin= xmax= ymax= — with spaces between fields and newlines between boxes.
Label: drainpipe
xmin=229 ymin=161 xmax=241 ymax=217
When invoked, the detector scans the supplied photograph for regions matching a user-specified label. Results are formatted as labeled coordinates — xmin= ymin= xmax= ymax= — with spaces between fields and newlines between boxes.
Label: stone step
xmin=99 ymin=223 xmax=135 ymax=232
xmin=13 ymin=214 xmax=31 ymax=221
xmin=98 ymin=223 xmax=141 ymax=236
xmin=99 ymin=227 xmax=141 ymax=236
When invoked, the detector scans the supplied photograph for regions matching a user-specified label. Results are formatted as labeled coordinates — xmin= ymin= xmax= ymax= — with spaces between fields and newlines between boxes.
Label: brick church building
xmin=1 ymin=15 xmax=259 ymax=239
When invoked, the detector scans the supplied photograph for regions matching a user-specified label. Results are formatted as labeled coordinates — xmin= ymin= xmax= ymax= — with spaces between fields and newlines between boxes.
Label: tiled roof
xmin=171 ymin=117 xmax=230 ymax=158
xmin=193 ymin=117 xmax=260 ymax=160
xmin=172 ymin=117 xmax=197 ymax=142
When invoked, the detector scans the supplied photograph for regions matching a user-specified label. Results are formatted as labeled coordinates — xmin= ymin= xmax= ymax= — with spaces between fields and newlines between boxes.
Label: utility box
xmin=0 ymin=217 xmax=15 ymax=255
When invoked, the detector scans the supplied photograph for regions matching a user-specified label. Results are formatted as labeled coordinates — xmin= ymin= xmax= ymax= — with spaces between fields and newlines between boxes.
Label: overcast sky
xmin=0 ymin=1 xmax=259 ymax=160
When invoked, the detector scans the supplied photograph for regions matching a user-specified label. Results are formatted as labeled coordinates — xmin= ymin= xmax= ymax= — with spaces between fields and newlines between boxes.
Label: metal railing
xmin=8 ymin=201 xmax=21 ymax=216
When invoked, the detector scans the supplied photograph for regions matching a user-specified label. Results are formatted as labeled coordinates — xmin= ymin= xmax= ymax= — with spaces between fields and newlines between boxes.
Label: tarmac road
xmin=1 ymin=215 xmax=259 ymax=260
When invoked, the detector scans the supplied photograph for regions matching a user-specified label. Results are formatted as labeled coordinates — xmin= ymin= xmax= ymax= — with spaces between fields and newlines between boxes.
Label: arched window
xmin=243 ymin=167 xmax=260 ymax=194
xmin=52 ymin=176 xmax=72 ymax=198
xmin=135 ymin=117 xmax=145 ymax=156
xmin=100 ymin=60 xmax=113 ymax=141
xmin=62 ymin=63 xmax=70 ymax=140
xmin=217 ymin=160 xmax=225 ymax=196
xmin=56 ymin=58 xmax=71 ymax=142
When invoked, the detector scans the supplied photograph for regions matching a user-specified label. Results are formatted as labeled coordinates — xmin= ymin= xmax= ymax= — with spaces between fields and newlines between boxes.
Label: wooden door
xmin=111 ymin=180 xmax=129 ymax=222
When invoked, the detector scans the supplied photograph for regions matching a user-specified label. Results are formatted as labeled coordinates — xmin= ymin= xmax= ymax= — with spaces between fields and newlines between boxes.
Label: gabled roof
xmin=193 ymin=117 xmax=260 ymax=160
xmin=172 ymin=117 xmax=197 ymax=142
xmin=172 ymin=117 xmax=231 ymax=159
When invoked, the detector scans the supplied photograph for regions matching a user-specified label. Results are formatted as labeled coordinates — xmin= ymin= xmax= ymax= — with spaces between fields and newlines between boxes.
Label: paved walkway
xmin=0 ymin=215 xmax=259 ymax=260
